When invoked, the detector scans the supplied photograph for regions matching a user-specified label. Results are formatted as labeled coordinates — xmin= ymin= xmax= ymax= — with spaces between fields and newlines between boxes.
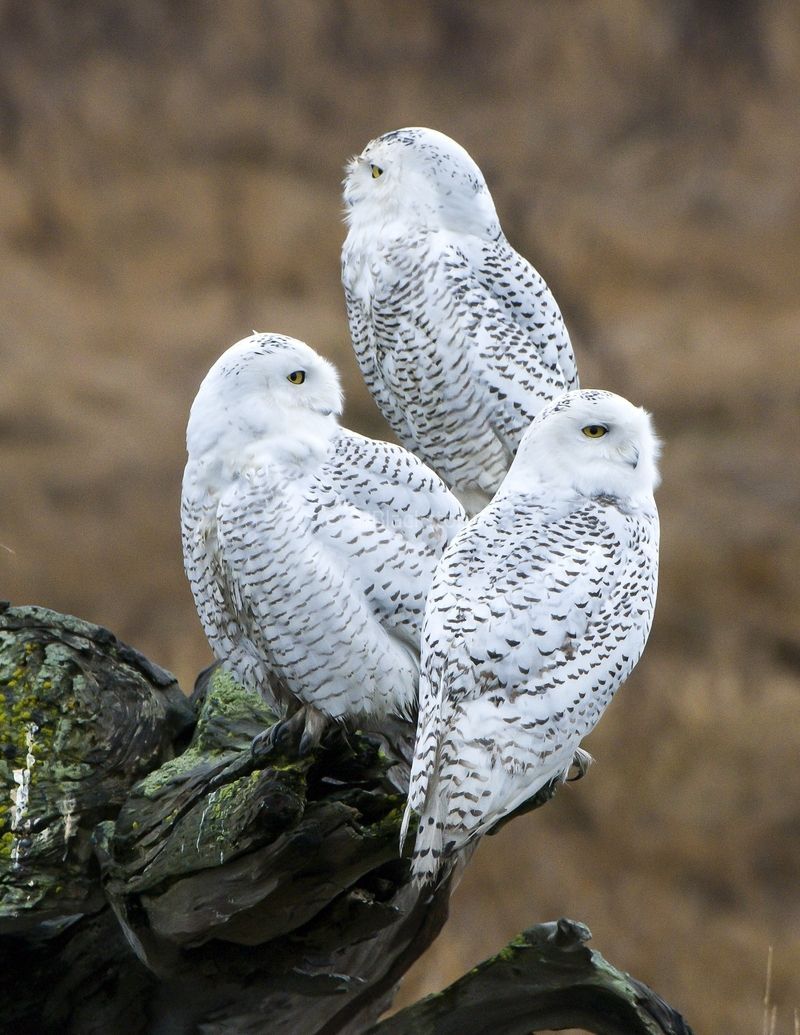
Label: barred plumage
xmin=342 ymin=126 xmax=578 ymax=514
xmin=402 ymin=390 xmax=661 ymax=883
xmin=181 ymin=332 xmax=466 ymax=738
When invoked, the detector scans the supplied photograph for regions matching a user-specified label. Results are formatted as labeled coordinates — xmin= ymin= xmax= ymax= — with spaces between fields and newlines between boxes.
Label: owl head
xmin=343 ymin=127 xmax=501 ymax=238
xmin=504 ymin=389 xmax=661 ymax=503
xmin=186 ymin=333 xmax=343 ymax=465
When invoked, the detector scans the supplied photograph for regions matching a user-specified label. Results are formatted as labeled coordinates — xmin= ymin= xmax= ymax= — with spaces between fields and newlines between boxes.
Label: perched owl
xmin=402 ymin=390 xmax=660 ymax=883
xmin=181 ymin=333 xmax=466 ymax=749
xmin=342 ymin=126 xmax=578 ymax=515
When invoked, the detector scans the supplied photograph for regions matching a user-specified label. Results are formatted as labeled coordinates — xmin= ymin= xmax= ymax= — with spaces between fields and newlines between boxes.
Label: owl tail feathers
xmin=408 ymin=774 xmax=462 ymax=886
xmin=402 ymin=801 xmax=443 ymax=883
xmin=399 ymin=799 xmax=414 ymax=856
xmin=409 ymin=812 xmax=446 ymax=885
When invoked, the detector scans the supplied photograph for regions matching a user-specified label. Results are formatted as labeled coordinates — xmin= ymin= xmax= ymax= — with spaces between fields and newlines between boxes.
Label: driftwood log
xmin=0 ymin=603 xmax=693 ymax=1034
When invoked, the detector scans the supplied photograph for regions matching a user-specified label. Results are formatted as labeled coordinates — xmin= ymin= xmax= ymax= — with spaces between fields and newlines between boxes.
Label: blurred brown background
xmin=0 ymin=2 xmax=798 ymax=1030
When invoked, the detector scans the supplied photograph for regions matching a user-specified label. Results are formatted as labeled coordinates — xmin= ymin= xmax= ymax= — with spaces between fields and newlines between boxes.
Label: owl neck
xmin=345 ymin=191 xmax=500 ymax=243
xmin=188 ymin=401 xmax=338 ymax=481
xmin=499 ymin=441 xmax=654 ymax=509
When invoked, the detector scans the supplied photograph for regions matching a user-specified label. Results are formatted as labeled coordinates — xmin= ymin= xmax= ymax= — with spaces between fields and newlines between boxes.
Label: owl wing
xmin=182 ymin=462 xmax=283 ymax=704
xmin=475 ymin=236 xmax=578 ymax=389
xmin=343 ymin=274 xmax=420 ymax=448
xmin=325 ymin=429 xmax=466 ymax=553
xmin=308 ymin=430 xmax=466 ymax=651
xmin=213 ymin=463 xmax=419 ymax=719
xmin=344 ymin=230 xmax=577 ymax=508
xmin=181 ymin=463 xmax=245 ymax=663
xmin=443 ymin=233 xmax=578 ymax=452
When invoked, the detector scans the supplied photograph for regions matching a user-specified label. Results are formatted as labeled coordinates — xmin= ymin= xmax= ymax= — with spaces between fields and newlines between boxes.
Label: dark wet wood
xmin=369 ymin=917 xmax=694 ymax=1035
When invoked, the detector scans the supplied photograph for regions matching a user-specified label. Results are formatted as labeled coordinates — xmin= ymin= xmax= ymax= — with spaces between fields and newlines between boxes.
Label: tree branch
xmin=370 ymin=917 xmax=694 ymax=1035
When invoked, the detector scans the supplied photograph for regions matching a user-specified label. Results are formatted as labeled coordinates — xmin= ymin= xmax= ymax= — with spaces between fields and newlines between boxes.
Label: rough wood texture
xmin=94 ymin=666 xmax=456 ymax=1034
xmin=0 ymin=602 xmax=194 ymax=933
xmin=369 ymin=918 xmax=694 ymax=1035
xmin=0 ymin=604 xmax=693 ymax=1034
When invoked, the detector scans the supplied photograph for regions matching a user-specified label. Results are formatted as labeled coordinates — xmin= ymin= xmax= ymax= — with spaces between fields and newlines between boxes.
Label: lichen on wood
xmin=0 ymin=607 xmax=455 ymax=1032
xmin=0 ymin=603 xmax=193 ymax=932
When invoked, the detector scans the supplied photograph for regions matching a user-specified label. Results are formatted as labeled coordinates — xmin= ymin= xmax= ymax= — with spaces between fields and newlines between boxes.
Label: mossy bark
xmin=0 ymin=602 xmax=193 ymax=931
xmin=0 ymin=604 xmax=693 ymax=1034
xmin=369 ymin=918 xmax=694 ymax=1035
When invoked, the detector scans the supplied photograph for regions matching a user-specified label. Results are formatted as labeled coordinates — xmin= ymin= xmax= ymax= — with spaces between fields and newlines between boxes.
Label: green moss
xmin=207 ymin=669 xmax=261 ymax=717
xmin=0 ymin=642 xmax=57 ymax=872
xmin=0 ymin=609 xmax=197 ymax=919
xmin=368 ymin=799 xmax=406 ymax=838
xmin=132 ymin=669 xmax=283 ymax=803
xmin=202 ymin=670 xmax=274 ymax=724
xmin=189 ymin=766 xmax=302 ymax=858
xmin=0 ymin=641 xmax=61 ymax=853
xmin=208 ymin=770 xmax=261 ymax=819
xmin=134 ymin=743 xmax=212 ymax=798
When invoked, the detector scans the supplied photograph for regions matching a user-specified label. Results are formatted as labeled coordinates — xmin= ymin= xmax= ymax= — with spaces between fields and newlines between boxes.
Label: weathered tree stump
xmin=0 ymin=604 xmax=693 ymax=1034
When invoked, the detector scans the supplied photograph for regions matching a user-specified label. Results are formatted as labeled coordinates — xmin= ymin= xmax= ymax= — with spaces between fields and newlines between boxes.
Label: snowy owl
xmin=402 ymin=389 xmax=660 ymax=882
xmin=342 ymin=126 xmax=578 ymax=515
xmin=181 ymin=332 xmax=466 ymax=750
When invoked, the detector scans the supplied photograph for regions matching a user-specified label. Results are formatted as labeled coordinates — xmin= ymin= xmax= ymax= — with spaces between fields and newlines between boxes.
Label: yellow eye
xmin=582 ymin=424 xmax=608 ymax=438
xmin=370 ymin=164 xmax=383 ymax=179
xmin=287 ymin=370 xmax=306 ymax=385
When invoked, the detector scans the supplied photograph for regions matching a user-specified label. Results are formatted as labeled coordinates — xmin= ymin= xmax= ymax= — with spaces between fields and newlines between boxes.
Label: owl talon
xmin=298 ymin=706 xmax=329 ymax=757
xmin=251 ymin=705 xmax=329 ymax=759
xmin=251 ymin=709 xmax=306 ymax=758
xmin=567 ymin=748 xmax=593 ymax=782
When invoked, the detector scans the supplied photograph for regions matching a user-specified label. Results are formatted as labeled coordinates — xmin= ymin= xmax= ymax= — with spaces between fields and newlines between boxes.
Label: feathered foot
xmin=251 ymin=704 xmax=329 ymax=759
xmin=567 ymin=747 xmax=593 ymax=781
xmin=298 ymin=705 xmax=328 ymax=756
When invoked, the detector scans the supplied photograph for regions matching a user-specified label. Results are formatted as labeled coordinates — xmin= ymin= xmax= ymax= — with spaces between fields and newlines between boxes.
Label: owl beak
xmin=315 ymin=399 xmax=343 ymax=417
xmin=342 ymin=158 xmax=359 ymax=198
xmin=618 ymin=441 xmax=640 ymax=469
